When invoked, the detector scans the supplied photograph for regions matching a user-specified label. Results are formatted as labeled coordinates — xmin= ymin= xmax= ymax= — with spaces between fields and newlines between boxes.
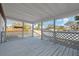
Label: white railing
xmin=43 ymin=31 xmax=79 ymax=48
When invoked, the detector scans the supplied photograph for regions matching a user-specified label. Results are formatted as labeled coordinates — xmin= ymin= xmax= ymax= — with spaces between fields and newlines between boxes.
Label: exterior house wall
xmin=0 ymin=14 xmax=5 ymax=43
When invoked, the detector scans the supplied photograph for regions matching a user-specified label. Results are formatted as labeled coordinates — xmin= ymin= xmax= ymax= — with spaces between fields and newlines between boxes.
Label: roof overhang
xmin=2 ymin=3 xmax=79 ymax=23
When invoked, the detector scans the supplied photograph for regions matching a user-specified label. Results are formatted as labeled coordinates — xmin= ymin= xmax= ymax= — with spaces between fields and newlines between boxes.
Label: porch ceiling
xmin=2 ymin=3 xmax=79 ymax=23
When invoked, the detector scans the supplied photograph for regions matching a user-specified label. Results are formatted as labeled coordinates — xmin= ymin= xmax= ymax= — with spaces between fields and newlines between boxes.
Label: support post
xmin=32 ymin=24 xmax=34 ymax=37
xmin=22 ymin=22 xmax=24 ymax=39
xmin=53 ymin=18 xmax=56 ymax=41
xmin=41 ymin=21 xmax=43 ymax=40
xmin=4 ymin=19 xmax=7 ymax=42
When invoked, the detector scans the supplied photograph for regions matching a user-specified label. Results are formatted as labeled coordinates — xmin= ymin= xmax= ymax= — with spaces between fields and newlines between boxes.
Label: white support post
xmin=32 ymin=24 xmax=34 ymax=37
xmin=22 ymin=22 xmax=24 ymax=39
xmin=4 ymin=19 xmax=7 ymax=42
xmin=53 ymin=18 xmax=56 ymax=40
xmin=41 ymin=21 xmax=43 ymax=40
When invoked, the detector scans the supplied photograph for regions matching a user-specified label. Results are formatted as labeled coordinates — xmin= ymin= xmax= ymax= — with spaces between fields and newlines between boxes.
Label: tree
xmin=35 ymin=23 xmax=41 ymax=30
xmin=75 ymin=16 xmax=79 ymax=21
xmin=24 ymin=23 xmax=31 ymax=32
xmin=46 ymin=24 xmax=54 ymax=29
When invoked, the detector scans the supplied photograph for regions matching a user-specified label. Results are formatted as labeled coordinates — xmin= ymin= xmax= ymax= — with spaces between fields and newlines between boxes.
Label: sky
xmin=43 ymin=16 xmax=75 ymax=28
xmin=7 ymin=19 xmax=22 ymax=26
xmin=7 ymin=16 xmax=75 ymax=28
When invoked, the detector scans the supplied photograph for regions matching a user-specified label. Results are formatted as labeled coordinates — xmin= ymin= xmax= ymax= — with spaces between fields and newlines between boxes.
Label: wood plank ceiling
xmin=2 ymin=3 xmax=79 ymax=23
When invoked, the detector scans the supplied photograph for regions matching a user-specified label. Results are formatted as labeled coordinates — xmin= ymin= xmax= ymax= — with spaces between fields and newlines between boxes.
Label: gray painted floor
xmin=0 ymin=37 xmax=79 ymax=56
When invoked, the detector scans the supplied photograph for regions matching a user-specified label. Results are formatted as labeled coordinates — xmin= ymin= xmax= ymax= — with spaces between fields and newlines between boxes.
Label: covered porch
xmin=0 ymin=3 xmax=79 ymax=56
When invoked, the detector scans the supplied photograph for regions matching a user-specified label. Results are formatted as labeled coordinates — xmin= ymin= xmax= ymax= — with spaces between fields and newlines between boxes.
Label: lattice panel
xmin=56 ymin=32 xmax=79 ymax=41
xmin=43 ymin=31 xmax=54 ymax=41
xmin=43 ymin=31 xmax=79 ymax=48
xmin=55 ymin=32 xmax=79 ymax=48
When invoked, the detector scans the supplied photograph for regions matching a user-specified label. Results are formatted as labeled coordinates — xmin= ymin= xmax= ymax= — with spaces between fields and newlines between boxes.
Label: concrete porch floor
xmin=0 ymin=37 xmax=79 ymax=56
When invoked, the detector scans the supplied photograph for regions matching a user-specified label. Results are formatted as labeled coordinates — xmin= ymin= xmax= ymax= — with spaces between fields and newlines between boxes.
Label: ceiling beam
xmin=0 ymin=3 xmax=6 ymax=20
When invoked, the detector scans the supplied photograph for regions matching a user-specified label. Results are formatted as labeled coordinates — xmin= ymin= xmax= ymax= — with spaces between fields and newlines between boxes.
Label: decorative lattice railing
xmin=43 ymin=31 xmax=79 ymax=49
